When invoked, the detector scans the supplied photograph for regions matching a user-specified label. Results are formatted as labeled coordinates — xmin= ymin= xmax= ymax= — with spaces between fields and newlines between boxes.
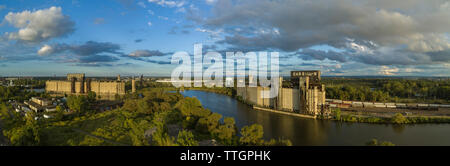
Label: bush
xmin=176 ymin=130 xmax=198 ymax=146
xmin=366 ymin=138 xmax=395 ymax=146
xmin=195 ymin=113 xmax=222 ymax=134
xmin=216 ymin=117 xmax=237 ymax=145
xmin=66 ymin=95 xmax=88 ymax=114
xmin=239 ymin=124 xmax=264 ymax=146
xmin=391 ymin=113 xmax=408 ymax=124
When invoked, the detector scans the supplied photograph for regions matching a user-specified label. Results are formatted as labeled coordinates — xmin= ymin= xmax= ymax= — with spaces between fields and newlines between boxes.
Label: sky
xmin=0 ymin=0 xmax=449 ymax=77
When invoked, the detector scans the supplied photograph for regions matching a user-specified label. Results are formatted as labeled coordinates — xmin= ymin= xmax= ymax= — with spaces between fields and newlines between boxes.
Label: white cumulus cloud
xmin=378 ymin=66 xmax=399 ymax=75
xmin=148 ymin=0 xmax=185 ymax=8
xmin=3 ymin=6 xmax=75 ymax=43
xmin=37 ymin=44 xmax=54 ymax=56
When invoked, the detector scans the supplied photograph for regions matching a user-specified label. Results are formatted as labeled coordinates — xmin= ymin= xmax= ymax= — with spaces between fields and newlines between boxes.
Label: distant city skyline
xmin=0 ymin=0 xmax=450 ymax=77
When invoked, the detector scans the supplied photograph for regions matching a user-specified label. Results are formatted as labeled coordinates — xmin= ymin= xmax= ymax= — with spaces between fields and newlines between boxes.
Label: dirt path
xmin=72 ymin=128 xmax=129 ymax=146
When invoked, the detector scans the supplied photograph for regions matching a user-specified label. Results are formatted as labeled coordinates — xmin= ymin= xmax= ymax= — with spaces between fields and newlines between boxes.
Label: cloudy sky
xmin=0 ymin=0 xmax=449 ymax=76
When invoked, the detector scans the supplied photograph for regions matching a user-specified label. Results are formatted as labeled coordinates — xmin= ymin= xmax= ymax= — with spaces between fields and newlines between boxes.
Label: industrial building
xmin=236 ymin=70 xmax=329 ymax=117
xmin=45 ymin=73 xmax=136 ymax=96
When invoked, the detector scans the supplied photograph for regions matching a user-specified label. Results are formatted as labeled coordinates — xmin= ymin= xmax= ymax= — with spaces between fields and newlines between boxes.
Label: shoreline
xmin=252 ymin=106 xmax=318 ymax=119
xmin=180 ymin=89 xmax=450 ymax=124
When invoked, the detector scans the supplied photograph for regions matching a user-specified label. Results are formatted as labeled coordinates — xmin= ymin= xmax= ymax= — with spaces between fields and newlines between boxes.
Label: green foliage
xmin=239 ymin=124 xmax=264 ymax=146
xmin=87 ymin=91 xmax=97 ymax=102
xmin=366 ymin=138 xmax=395 ymax=146
xmin=391 ymin=113 xmax=408 ymax=124
xmin=196 ymin=112 xmax=222 ymax=134
xmin=122 ymin=99 xmax=150 ymax=114
xmin=0 ymin=86 xmax=43 ymax=102
xmin=176 ymin=130 xmax=198 ymax=146
xmin=175 ymin=97 xmax=210 ymax=118
xmin=66 ymin=95 xmax=88 ymax=114
xmin=238 ymin=124 xmax=291 ymax=146
xmin=78 ymin=135 xmax=108 ymax=146
xmin=216 ymin=117 xmax=237 ymax=145
xmin=126 ymin=119 xmax=151 ymax=146
xmin=265 ymin=138 xmax=293 ymax=146
xmin=0 ymin=103 xmax=25 ymax=129
xmin=175 ymin=97 xmax=211 ymax=129
xmin=326 ymin=85 xmax=389 ymax=102
xmin=324 ymin=78 xmax=450 ymax=103
xmin=54 ymin=106 xmax=65 ymax=121
xmin=333 ymin=108 xmax=341 ymax=120
xmin=185 ymin=87 xmax=235 ymax=97
xmin=1 ymin=86 xmax=291 ymax=146
xmin=151 ymin=111 xmax=177 ymax=146
xmin=122 ymin=89 xmax=180 ymax=115
xmin=5 ymin=115 xmax=41 ymax=146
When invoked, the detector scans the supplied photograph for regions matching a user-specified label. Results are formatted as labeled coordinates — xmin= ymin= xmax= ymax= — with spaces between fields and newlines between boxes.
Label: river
xmin=180 ymin=90 xmax=450 ymax=146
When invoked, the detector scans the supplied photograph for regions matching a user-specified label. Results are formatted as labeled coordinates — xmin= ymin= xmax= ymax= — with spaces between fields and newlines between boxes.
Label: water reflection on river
xmin=180 ymin=90 xmax=450 ymax=146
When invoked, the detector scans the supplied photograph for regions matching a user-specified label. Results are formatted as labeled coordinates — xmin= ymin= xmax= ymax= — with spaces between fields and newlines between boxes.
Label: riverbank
xmin=252 ymin=104 xmax=450 ymax=124
xmin=183 ymin=87 xmax=235 ymax=97
xmin=332 ymin=108 xmax=450 ymax=124
xmin=252 ymin=106 xmax=317 ymax=119
xmin=175 ymin=88 xmax=450 ymax=124
xmin=180 ymin=90 xmax=450 ymax=145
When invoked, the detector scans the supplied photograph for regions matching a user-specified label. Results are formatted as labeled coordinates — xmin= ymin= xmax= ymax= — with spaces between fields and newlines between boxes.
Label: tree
xmin=176 ymin=130 xmax=198 ymax=146
xmin=391 ymin=113 xmax=408 ymax=124
xmin=366 ymin=138 xmax=395 ymax=146
xmin=334 ymin=108 xmax=341 ymax=121
xmin=54 ymin=105 xmax=65 ymax=121
xmin=127 ymin=119 xmax=151 ymax=146
xmin=239 ymin=124 xmax=264 ymax=146
xmin=6 ymin=114 xmax=41 ymax=146
xmin=66 ymin=95 xmax=88 ymax=114
xmin=216 ymin=117 xmax=237 ymax=145
xmin=79 ymin=135 xmax=106 ymax=146
xmin=196 ymin=112 xmax=222 ymax=134
xmin=87 ymin=91 xmax=97 ymax=103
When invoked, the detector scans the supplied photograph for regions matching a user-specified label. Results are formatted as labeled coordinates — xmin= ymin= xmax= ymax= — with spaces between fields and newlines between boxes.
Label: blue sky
xmin=0 ymin=0 xmax=449 ymax=77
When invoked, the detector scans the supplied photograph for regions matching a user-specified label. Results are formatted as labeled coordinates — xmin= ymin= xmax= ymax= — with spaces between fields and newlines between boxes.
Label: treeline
xmin=0 ymin=86 xmax=48 ymax=102
xmin=184 ymin=87 xmax=236 ymax=97
xmin=323 ymin=78 xmax=450 ymax=103
xmin=326 ymin=86 xmax=390 ymax=102
xmin=12 ymin=79 xmax=46 ymax=88
xmin=332 ymin=108 xmax=450 ymax=124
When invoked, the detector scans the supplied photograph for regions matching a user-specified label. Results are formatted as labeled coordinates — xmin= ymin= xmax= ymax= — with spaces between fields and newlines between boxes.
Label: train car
xmin=363 ymin=102 xmax=374 ymax=108
xmin=338 ymin=103 xmax=351 ymax=108
xmin=343 ymin=101 xmax=352 ymax=105
xmin=406 ymin=103 xmax=418 ymax=109
xmin=395 ymin=103 xmax=407 ymax=109
xmin=429 ymin=104 xmax=440 ymax=107
xmin=417 ymin=104 xmax=429 ymax=110
xmin=374 ymin=104 xmax=386 ymax=108
xmin=332 ymin=100 xmax=343 ymax=104
xmin=386 ymin=105 xmax=396 ymax=109
xmin=439 ymin=105 xmax=450 ymax=108
xmin=351 ymin=102 xmax=363 ymax=108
